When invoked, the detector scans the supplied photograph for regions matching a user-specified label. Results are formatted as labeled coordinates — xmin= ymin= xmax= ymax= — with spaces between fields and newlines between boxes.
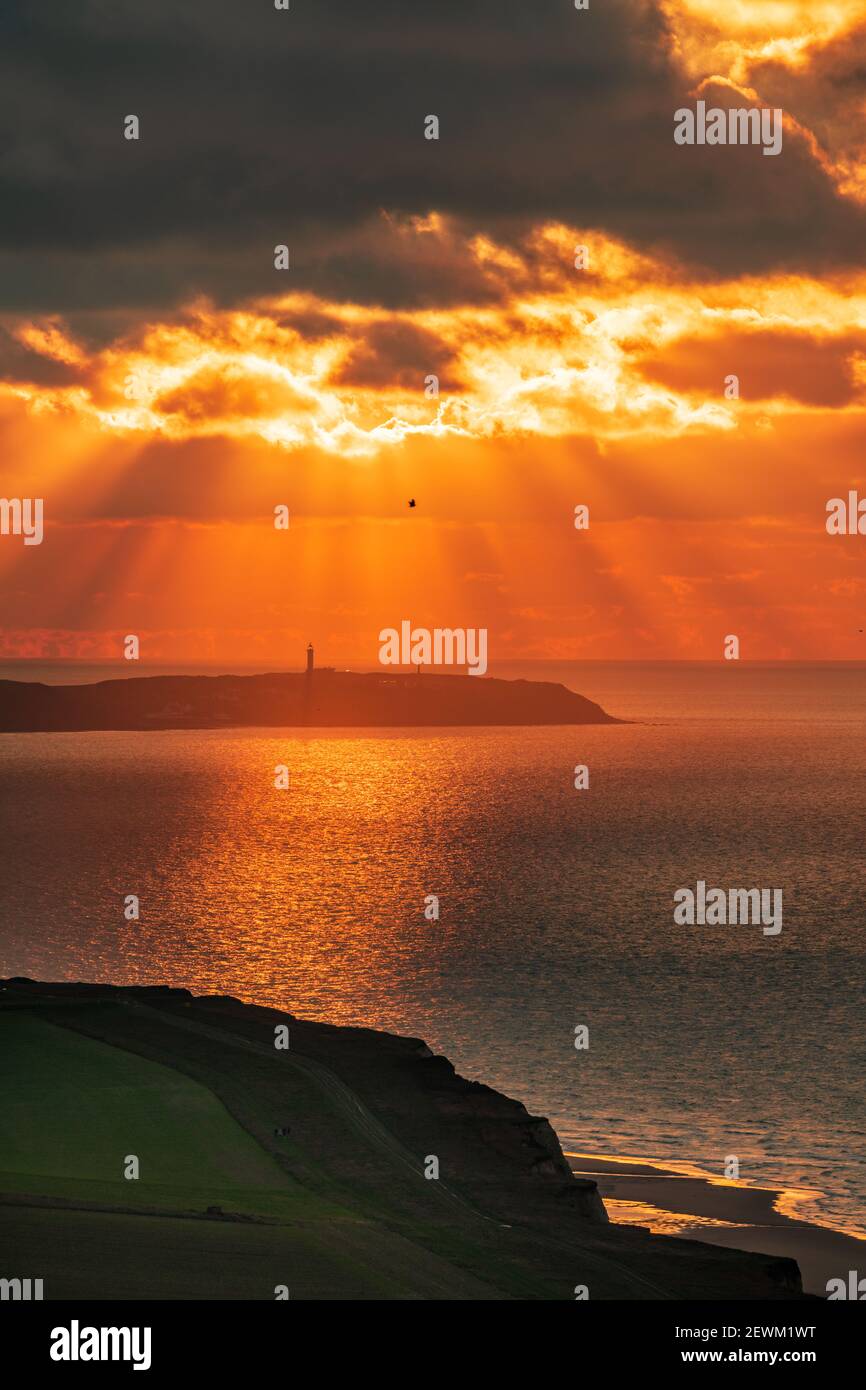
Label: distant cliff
xmin=0 ymin=670 xmax=620 ymax=731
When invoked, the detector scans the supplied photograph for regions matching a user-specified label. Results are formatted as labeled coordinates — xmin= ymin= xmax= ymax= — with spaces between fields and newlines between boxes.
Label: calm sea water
xmin=1 ymin=662 xmax=864 ymax=1235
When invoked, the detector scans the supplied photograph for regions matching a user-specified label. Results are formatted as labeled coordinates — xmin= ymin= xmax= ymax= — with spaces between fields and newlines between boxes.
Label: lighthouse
xmin=306 ymin=642 xmax=314 ymax=675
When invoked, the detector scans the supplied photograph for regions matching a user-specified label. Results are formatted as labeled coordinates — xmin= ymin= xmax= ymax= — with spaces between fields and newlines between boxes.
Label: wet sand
xmin=567 ymin=1153 xmax=866 ymax=1298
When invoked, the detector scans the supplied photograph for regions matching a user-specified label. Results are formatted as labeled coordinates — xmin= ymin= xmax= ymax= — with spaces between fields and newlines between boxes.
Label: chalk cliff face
xmin=400 ymin=1048 xmax=609 ymax=1219
xmin=200 ymin=990 xmax=610 ymax=1221
xmin=0 ymin=670 xmax=619 ymax=731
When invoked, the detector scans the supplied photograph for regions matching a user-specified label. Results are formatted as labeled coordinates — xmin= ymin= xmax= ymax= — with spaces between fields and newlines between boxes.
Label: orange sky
xmin=2 ymin=2 xmax=866 ymax=664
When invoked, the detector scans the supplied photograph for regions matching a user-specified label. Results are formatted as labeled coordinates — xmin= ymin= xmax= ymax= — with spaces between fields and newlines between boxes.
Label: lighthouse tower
xmin=306 ymin=642 xmax=314 ymax=675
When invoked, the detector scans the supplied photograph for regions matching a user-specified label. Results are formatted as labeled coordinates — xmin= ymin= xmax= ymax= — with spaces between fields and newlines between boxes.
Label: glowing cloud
xmin=4 ymin=222 xmax=866 ymax=458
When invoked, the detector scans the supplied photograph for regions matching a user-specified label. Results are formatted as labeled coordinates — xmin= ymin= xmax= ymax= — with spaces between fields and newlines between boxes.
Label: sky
xmin=2 ymin=0 xmax=866 ymax=664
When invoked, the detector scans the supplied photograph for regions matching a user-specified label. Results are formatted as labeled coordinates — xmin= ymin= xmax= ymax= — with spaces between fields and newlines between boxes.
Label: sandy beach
xmin=568 ymin=1153 xmax=866 ymax=1298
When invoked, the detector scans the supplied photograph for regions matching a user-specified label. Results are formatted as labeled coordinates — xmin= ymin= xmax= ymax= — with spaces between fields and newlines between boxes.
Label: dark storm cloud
xmin=747 ymin=22 xmax=866 ymax=150
xmin=0 ymin=0 xmax=864 ymax=318
xmin=637 ymin=330 xmax=866 ymax=409
xmin=332 ymin=321 xmax=461 ymax=390
xmin=0 ymin=324 xmax=87 ymax=385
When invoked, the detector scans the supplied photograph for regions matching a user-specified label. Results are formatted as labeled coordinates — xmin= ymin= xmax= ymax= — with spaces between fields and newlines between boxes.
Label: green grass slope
xmin=0 ymin=1011 xmax=500 ymax=1298
xmin=0 ymin=1014 xmax=296 ymax=1213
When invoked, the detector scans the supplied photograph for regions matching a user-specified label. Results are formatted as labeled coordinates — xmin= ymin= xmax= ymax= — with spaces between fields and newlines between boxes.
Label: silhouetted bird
xmin=408 ymin=498 xmax=416 ymax=508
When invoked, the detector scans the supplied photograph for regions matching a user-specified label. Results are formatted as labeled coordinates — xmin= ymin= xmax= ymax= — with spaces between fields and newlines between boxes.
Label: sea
xmin=1 ymin=659 xmax=864 ymax=1237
